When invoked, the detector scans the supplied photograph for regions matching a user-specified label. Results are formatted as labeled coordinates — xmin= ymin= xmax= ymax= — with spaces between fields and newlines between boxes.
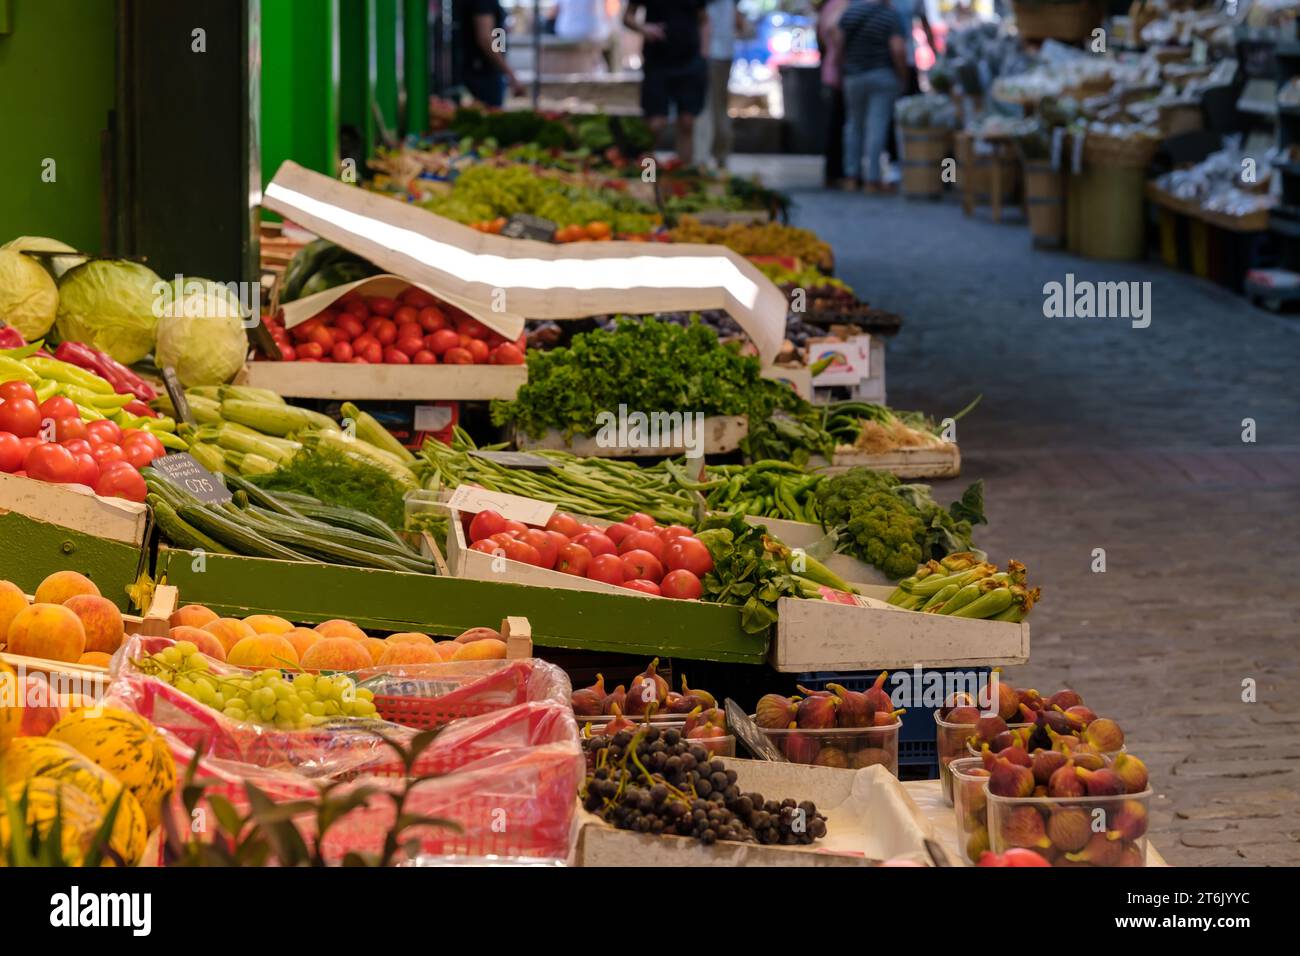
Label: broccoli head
xmin=841 ymin=491 xmax=927 ymax=579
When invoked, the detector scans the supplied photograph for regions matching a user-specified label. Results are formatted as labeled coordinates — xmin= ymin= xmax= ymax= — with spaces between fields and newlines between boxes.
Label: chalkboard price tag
xmin=150 ymin=453 xmax=232 ymax=504
xmin=161 ymin=367 xmax=195 ymax=426
xmin=500 ymin=213 xmax=558 ymax=242
xmin=726 ymin=700 xmax=787 ymax=762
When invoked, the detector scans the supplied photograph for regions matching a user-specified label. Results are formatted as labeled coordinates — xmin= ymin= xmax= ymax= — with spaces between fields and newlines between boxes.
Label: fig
xmin=940 ymin=691 xmax=976 ymax=717
xmin=1048 ymin=689 xmax=1084 ymax=711
xmin=571 ymin=674 xmax=606 ymax=716
xmin=827 ymin=682 xmax=875 ymax=727
xmin=1046 ymin=806 xmax=1091 ymax=852
xmin=996 ymin=681 xmax=1021 ymax=721
xmin=796 ymin=684 xmax=834 ymax=698
xmin=685 ymin=705 xmax=725 ymax=735
xmin=1025 ymin=722 xmax=1053 ymax=753
xmin=863 ymin=671 xmax=892 ymax=715
xmin=998 ymin=745 xmax=1032 ymax=769
xmin=628 ymin=657 xmax=669 ymax=709
xmin=1116 ymin=843 xmax=1145 ymax=867
xmin=1041 ymin=709 xmax=1072 ymax=735
xmin=755 ymin=693 xmax=797 ymax=729
xmin=601 ymin=704 xmax=635 ymax=736
xmin=796 ymin=693 xmax=839 ymax=729
xmin=872 ymin=708 xmax=904 ymax=726
xmin=965 ymin=824 xmax=990 ymax=864
xmin=664 ymin=691 xmax=687 ymax=712
xmin=678 ymin=674 xmax=716 ymax=710
xmin=1076 ymin=767 xmax=1125 ymax=797
xmin=946 ymin=705 xmax=981 ymax=725
xmin=814 ymin=746 xmax=849 ymax=769
xmin=1084 ymin=718 xmax=1124 ymax=753
xmin=1107 ymin=799 xmax=1148 ymax=842
xmin=602 ymin=684 xmax=627 ymax=716
xmin=984 ymin=746 xmax=1035 ymax=798
xmin=1019 ymin=688 xmax=1044 ymax=712
xmin=1065 ymin=831 xmax=1123 ymax=866
xmin=1047 ymin=762 xmax=1085 ymax=798
xmin=784 ymin=732 xmax=819 ymax=764
xmin=1065 ymin=704 xmax=1098 ymax=727
xmin=974 ymin=714 xmax=1008 ymax=744
xmin=977 ymin=848 xmax=1052 ymax=867
xmin=851 ymin=747 xmax=891 ymax=769
xmin=1031 ymin=748 xmax=1068 ymax=785
xmin=1002 ymin=805 xmax=1051 ymax=849
xmin=1113 ymin=753 xmax=1149 ymax=794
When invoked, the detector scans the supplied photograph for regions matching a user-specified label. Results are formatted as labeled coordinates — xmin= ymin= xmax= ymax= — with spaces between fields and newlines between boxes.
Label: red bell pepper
xmin=0 ymin=325 xmax=26 ymax=350
xmin=52 ymin=341 xmax=158 ymax=402
xmin=123 ymin=400 xmax=158 ymax=419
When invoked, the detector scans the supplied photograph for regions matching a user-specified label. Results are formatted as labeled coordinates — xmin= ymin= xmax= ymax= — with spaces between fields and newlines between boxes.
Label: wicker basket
xmin=1080 ymin=131 xmax=1161 ymax=170
xmin=1014 ymin=0 xmax=1104 ymax=42
xmin=1022 ymin=159 xmax=1067 ymax=247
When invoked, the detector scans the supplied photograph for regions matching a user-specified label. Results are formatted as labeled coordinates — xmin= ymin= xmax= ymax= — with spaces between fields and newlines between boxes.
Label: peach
xmin=300 ymin=637 xmax=371 ymax=672
xmin=170 ymin=603 xmax=218 ymax=629
xmin=6 ymin=603 xmax=86 ymax=663
xmin=455 ymin=626 xmax=501 ymax=645
xmin=377 ymin=642 xmax=442 ymax=666
xmin=202 ymin=617 xmax=256 ymax=655
xmin=0 ymin=581 xmax=29 ymax=639
xmin=34 ymin=571 xmax=100 ymax=606
xmin=435 ymin=641 xmax=460 ymax=659
xmin=314 ymin=619 xmax=367 ymax=641
xmin=450 ymin=638 xmax=507 ymax=662
xmin=227 ymin=634 xmax=299 ymax=670
xmin=243 ymin=614 xmax=294 ymax=635
xmin=284 ymin=627 xmax=322 ymax=661
xmin=62 ymin=595 xmax=125 ymax=655
xmin=387 ymin=631 xmax=434 ymax=647
xmin=78 ymin=652 xmax=113 ymax=668
xmin=361 ymin=637 xmax=387 ymax=665
xmin=1 ymin=660 xmax=21 ymax=750
xmin=168 ymin=625 xmax=228 ymax=662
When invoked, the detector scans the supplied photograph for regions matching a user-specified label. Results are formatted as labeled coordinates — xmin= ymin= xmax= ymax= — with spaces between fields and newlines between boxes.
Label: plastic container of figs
xmin=756 ymin=720 xmax=900 ymax=775
xmin=949 ymin=757 xmax=991 ymax=865
xmin=937 ymin=716 xmax=1032 ymax=806
xmin=986 ymin=789 xmax=1153 ymax=867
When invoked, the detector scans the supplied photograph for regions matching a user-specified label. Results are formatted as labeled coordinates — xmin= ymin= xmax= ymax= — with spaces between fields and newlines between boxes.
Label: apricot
xmin=284 ymin=627 xmax=322 ymax=661
xmin=0 ymin=661 xmax=21 ymax=750
xmin=34 ymin=571 xmax=100 ymax=606
xmin=455 ymin=626 xmax=500 ymax=645
xmin=78 ymin=652 xmax=113 ymax=668
xmin=361 ymin=637 xmax=388 ymax=665
xmin=435 ymin=641 xmax=460 ymax=660
xmin=0 ymin=581 xmax=29 ymax=639
xmin=168 ymin=625 xmax=228 ymax=662
xmin=300 ymin=638 xmax=371 ymax=672
xmin=243 ymin=614 xmax=294 ymax=635
xmin=386 ymin=631 xmax=434 ymax=647
xmin=62 ymin=595 xmax=124 ymax=655
xmin=314 ymin=619 xmax=367 ymax=641
xmin=227 ymin=634 xmax=299 ymax=670
xmin=450 ymin=638 xmax=507 ymax=662
xmin=202 ymin=617 xmax=256 ymax=655
xmin=170 ymin=603 xmax=219 ymax=629
xmin=6 ymin=603 xmax=86 ymax=664
xmin=377 ymin=642 xmax=441 ymax=666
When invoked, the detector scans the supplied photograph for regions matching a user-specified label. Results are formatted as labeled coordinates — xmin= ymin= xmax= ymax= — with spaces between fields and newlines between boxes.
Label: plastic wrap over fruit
xmin=356 ymin=658 xmax=572 ymax=724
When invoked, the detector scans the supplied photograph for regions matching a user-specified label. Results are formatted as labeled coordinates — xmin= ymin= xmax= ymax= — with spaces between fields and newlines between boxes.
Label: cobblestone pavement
xmin=791 ymin=190 xmax=1300 ymax=865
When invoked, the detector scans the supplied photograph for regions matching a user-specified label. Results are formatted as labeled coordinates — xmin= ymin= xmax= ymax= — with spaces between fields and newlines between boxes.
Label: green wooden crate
xmin=155 ymin=547 xmax=764 ymax=663
xmin=0 ymin=512 xmax=147 ymax=612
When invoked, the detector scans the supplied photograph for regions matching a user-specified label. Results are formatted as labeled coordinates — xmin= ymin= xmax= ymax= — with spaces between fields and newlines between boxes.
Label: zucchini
xmin=177 ymin=505 xmax=317 ymax=562
xmin=149 ymin=497 xmax=233 ymax=555
xmin=290 ymin=501 xmax=411 ymax=548
xmin=238 ymin=516 xmax=427 ymax=572
xmin=280 ymin=239 xmax=341 ymax=302
xmin=240 ymin=506 xmax=417 ymax=558
xmin=223 ymin=473 xmax=306 ymax=519
xmin=265 ymin=490 xmax=324 ymax=507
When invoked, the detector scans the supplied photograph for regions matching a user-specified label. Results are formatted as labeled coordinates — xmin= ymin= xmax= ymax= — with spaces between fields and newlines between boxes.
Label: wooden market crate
xmin=237 ymin=359 xmax=527 ymax=402
xmin=513 ymin=415 xmax=748 ymax=458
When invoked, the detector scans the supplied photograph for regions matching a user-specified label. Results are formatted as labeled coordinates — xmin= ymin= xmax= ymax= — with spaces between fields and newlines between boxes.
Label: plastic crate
xmin=796 ymin=668 xmax=993 ymax=779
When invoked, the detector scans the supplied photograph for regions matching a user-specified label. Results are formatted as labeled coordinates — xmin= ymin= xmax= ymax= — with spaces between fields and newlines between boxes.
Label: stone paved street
xmin=791 ymin=190 xmax=1300 ymax=865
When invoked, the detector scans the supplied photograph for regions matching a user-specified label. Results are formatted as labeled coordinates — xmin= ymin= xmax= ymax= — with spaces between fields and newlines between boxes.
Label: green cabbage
xmin=0 ymin=249 xmax=59 ymax=339
xmin=2 ymin=236 xmax=87 ymax=280
xmin=153 ymin=277 xmax=249 ymax=386
xmin=55 ymin=259 xmax=163 ymax=364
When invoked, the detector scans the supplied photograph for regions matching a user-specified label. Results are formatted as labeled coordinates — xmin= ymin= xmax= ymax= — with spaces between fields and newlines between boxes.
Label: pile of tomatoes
xmin=0 ymin=382 xmax=155 ymax=502
xmin=263 ymin=286 xmax=527 ymax=367
xmin=464 ymin=509 xmax=714 ymax=600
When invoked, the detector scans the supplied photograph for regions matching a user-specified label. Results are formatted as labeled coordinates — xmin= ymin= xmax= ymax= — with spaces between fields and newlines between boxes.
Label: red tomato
xmin=24 ymin=442 xmax=77 ymax=483
xmin=502 ymin=538 xmax=542 ymax=566
xmin=619 ymin=530 xmax=666 ymax=561
xmin=334 ymin=314 xmax=365 ymax=341
xmin=488 ymin=532 xmax=517 ymax=548
xmin=465 ymin=339 xmax=490 ymax=364
xmin=625 ymin=512 xmax=657 ymax=531
xmin=574 ymin=532 xmax=617 ymax=557
xmin=603 ymin=522 xmax=636 ymax=546
xmin=0 ymin=433 xmax=22 ymax=472
xmin=0 ymin=398 xmax=42 ymax=438
xmin=490 ymin=343 xmax=526 ymax=365
xmin=400 ymin=287 xmax=436 ymax=309
xmin=125 ymin=431 xmax=165 ymax=459
xmin=60 ymin=438 xmax=92 ymax=456
xmin=468 ymin=510 xmax=507 ymax=543
xmin=340 ymin=298 xmax=370 ymax=319
xmin=95 ymin=461 xmax=147 ymax=502
xmin=395 ymin=336 xmax=424 ymax=358
xmin=308 ymin=326 xmax=335 ymax=351
xmin=544 ymin=529 xmax=570 ymax=554
xmin=331 ymin=341 xmax=354 ymax=362
xmin=72 ymin=453 xmax=100 ymax=488
xmin=620 ymin=549 xmax=664 ymax=583
xmin=91 ymin=443 xmax=126 ymax=467
xmin=0 ymin=382 xmax=38 ymax=404
xmin=393 ymin=305 xmax=419 ymax=326
xmin=121 ymin=442 xmax=156 ymax=469
xmin=371 ymin=319 xmax=397 ymax=346
xmin=521 ymin=529 xmax=558 ymax=569
xmin=54 ymin=417 xmax=87 ymax=443
xmin=427 ymin=329 xmax=460 ymax=356
xmin=297 ymin=341 xmax=325 ymax=360
xmin=457 ymin=317 xmax=490 ymax=339
xmin=39 ymin=395 xmax=78 ymax=422
xmin=353 ymin=332 xmax=379 ymax=354
xmin=457 ymin=333 xmax=474 ymax=348
xmin=660 ymin=569 xmax=703 ymax=600
xmin=545 ymin=512 xmax=581 ymax=537
xmin=278 ymin=344 xmax=297 ymax=361
xmin=85 ymin=420 xmax=123 ymax=446
xmin=17 ymin=436 xmax=41 ymax=455
xmin=412 ymin=350 xmax=438 ymax=365
xmin=367 ymin=296 xmax=398 ymax=317
xmin=660 ymin=524 xmax=695 ymax=542
xmin=555 ymin=542 xmax=592 ymax=576
xmin=469 ymin=539 xmax=504 ymax=556
xmin=417 ymin=306 xmax=448 ymax=332
xmin=665 ymin=536 xmax=714 ymax=576
xmin=499 ymin=519 xmax=527 ymax=536
xmin=383 ymin=347 xmax=411 ymax=365
xmin=622 ymin=579 xmax=662 ymax=596
xmin=442 ymin=347 xmax=473 ymax=365
xmin=587 ymin=553 xmax=626 ymax=585
xmin=292 ymin=316 xmax=323 ymax=341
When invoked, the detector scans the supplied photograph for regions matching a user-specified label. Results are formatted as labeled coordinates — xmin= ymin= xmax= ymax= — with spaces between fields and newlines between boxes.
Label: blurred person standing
xmin=625 ymin=0 xmax=709 ymax=166
xmin=703 ymin=0 xmax=743 ymax=168
xmin=815 ymin=0 xmax=850 ymax=187
xmin=882 ymin=0 xmax=935 ymax=178
xmin=457 ymin=0 xmax=526 ymax=106
xmin=835 ymin=0 xmax=907 ymax=193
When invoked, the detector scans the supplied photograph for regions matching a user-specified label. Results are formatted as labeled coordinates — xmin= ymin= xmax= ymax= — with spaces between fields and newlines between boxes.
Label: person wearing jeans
xmin=834 ymin=0 xmax=907 ymax=192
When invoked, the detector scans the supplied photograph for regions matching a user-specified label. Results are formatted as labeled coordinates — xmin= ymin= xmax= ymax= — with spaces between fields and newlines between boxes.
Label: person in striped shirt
xmin=833 ymin=0 xmax=907 ymax=192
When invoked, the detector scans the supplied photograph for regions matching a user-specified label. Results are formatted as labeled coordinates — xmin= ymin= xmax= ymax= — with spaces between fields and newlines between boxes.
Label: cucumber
xmin=297 ymin=260 xmax=378 ymax=300
xmin=241 ymin=506 xmax=418 ymax=560
xmin=238 ymin=516 xmax=427 ymax=572
xmin=264 ymin=490 xmax=324 ymax=507
xmin=177 ymin=505 xmax=317 ymax=562
xmin=149 ymin=497 xmax=233 ymax=554
xmin=279 ymin=239 xmax=353 ymax=303
xmin=223 ymin=473 xmax=306 ymax=519
xmin=289 ymin=501 xmax=412 ymax=549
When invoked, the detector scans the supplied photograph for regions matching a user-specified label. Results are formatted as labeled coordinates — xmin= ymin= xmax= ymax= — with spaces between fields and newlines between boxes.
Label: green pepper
xmin=0 ymin=356 xmax=40 ymax=384
xmin=56 ymin=383 xmax=133 ymax=409
xmin=23 ymin=357 xmax=114 ymax=394
xmin=950 ymin=586 xmax=1015 ymax=619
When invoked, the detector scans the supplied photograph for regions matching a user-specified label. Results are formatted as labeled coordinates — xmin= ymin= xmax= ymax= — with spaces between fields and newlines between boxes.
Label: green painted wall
xmin=339 ymin=0 xmax=377 ymax=159
xmin=374 ymin=0 xmax=401 ymax=139
xmin=260 ymin=0 xmax=340 ymax=190
xmin=0 ymin=0 xmax=116 ymax=252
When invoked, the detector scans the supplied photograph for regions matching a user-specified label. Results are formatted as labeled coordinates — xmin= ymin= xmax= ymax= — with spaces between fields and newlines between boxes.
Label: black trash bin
xmin=782 ymin=64 xmax=826 ymax=153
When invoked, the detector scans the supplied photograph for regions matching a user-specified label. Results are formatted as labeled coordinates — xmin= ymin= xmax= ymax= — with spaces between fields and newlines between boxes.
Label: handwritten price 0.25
xmin=185 ymin=477 xmax=215 ymax=495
